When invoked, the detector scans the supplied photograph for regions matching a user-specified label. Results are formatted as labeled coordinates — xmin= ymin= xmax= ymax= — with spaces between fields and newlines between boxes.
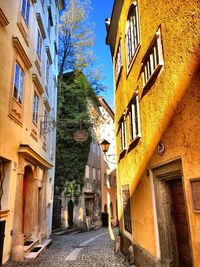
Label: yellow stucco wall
xmin=149 ymin=76 xmax=200 ymax=265
xmin=111 ymin=0 xmax=200 ymax=262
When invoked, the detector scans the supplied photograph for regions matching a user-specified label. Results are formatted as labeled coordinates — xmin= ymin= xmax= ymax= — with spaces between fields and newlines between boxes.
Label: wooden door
xmin=170 ymin=179 xmax=193 ymax=267
xmin=0 ymin=220 xmax=5 ymax=266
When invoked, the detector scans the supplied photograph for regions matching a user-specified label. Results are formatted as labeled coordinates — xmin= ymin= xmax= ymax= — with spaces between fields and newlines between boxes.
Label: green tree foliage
xmin=59 ymin=0 xmax=94 ymax=75
xmin=55 ymin=72 xmax=97 ymax=194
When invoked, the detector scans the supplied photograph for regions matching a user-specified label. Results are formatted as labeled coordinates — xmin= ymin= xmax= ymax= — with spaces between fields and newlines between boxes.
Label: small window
xmin=13 ymin=63 xmax=24 ymax=105
xmin=126 ymin=2 xmax=140 ymax=69
xmin=21 ymin=0 xmax=30 ymax=26
xmin=115 ymin=39 xmax=123 ymax=83
xmin=128 ymin=95 xmax=141 ymax=143
xmin=119 ymin=115 xmax=126 ymax=152
xmin=122 ymin=184 xmax=132 ymax=234
xmin=37 ymin=30 xmax=42 ymax=60
xmin=142 ymin=28 xmax=164 ymax=88
xmin=85 ymin=165 xmax=89 ymax=178
xmin=32 ymin=92 xmax=39 ymax=124
xmin=98 ymin=169 xmax=101 ymax=181
xmin=92 ymin=167 xmax=96 ymax=180
xmin=46 ymin=57 xmax=50 ymax=87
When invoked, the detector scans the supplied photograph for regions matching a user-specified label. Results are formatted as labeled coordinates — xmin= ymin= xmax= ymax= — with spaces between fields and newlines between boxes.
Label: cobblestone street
xmin=4 ymin=228 xmax=128 ymax=267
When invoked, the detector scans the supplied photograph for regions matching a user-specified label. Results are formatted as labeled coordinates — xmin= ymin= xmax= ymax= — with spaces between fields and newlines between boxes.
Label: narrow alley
xmin=4 ymin=228 xmax=128 ymax=267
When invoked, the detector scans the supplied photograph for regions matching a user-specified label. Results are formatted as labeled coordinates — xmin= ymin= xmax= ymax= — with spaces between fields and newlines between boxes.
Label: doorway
xmin=169 ymin=179 xmax=193 ymax=266
xmin=68 ymin=199 xmax=74 ymax=228
xmin=23 ymin=166 xmax=34 ymax=235
xmin=152 ymin=160 xmax=193 ymax=267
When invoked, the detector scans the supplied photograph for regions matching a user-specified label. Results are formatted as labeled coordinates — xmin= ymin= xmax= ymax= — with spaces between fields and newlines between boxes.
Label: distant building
xmin=0 ymin=0 xmax=64 ymax=264
xmin=59 ymin=96 xmax=117 ymax=231
xmin=97 ymin=97 xmax=117 ymax=227
xmin=106 ymin=0 xmax=200 ymax=266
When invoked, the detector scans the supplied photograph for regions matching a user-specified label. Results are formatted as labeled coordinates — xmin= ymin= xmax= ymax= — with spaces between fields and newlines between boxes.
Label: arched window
xmin=126 ymin=2 xmax=140 ymax=68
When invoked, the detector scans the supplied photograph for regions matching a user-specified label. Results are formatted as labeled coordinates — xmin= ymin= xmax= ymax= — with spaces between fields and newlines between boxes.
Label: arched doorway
xmin=68 ymin=199 xmax=74 ymax=228
xmin=23 ymin=165 xmax=34 ymax=236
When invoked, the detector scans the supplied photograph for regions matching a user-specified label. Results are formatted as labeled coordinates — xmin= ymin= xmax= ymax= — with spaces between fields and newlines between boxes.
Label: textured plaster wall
xmin=0 ymin=0 xmax=58 ymax=263
xmin=112 ymin=0 xmax=200 ymax=261
xmin=149 ymin=75 xmax=200 ymax=265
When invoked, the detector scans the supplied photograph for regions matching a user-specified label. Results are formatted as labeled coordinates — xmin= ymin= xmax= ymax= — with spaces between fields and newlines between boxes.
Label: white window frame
xmin=120 ymin=115 xmax=127 ymax=152
xmin=21 ymin=0 xmax=30 ymax=26
xmin=37 ymin=29 xmax=42 ymax=60
xmin=32 ymin=92 xmax=39 ymax=125
xmin=129 ymin=95 xmax=141 ymax=143
xmin=85 ymin=165 xmax=89 ymax=178
xmin=13 ymin=63 xmax=24 ymax=105
xmin=142 ymin=28 xmax=164 ymax=89
xmin=92 ymin=167 xmax=96 ymax=180
xmin=126 ymin=2 xmax=140 ymax=70
xmin=115 ymin=38 xmax=123 ymax=83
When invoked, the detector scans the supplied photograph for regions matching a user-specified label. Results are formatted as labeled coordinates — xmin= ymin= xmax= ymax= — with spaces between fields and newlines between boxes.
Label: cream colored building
xmin=0 ymin=0 xmax=64 ymax=264
xmin=96 ymin=97 xmax=117 ymax=226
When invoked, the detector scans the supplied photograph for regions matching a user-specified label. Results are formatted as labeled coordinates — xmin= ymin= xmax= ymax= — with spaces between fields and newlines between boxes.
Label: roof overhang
xmin=98 ymin=96 xmax=114 ymax=120
xmin=106 ymin=0 xmax=124 ymax=56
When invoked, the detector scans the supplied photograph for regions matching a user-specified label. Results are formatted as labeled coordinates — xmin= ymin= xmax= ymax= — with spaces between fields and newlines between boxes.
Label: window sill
xmin=115 ymin=65 xmax=123 ymax=89
xmin=128 ymin=136 xmax=141 ymax=152
xmin=30 ymin=121 xmax=38 ymax=141
xmin=142 ymin=64 xmax=163 ymax=95
xmin=126 ymin=44 xmax=141 ymax=78
xmin=119 ymin=148 xmax=127 ymax=159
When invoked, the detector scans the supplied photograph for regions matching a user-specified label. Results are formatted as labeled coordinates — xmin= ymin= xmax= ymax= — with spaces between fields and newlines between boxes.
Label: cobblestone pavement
xmin=5 ymin=227 xmax=129 ymax=267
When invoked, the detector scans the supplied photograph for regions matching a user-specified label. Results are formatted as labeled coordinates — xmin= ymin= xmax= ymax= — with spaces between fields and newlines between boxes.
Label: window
xmin=32 ymin=92 xmax=39 ymax=124
xmin=13 ymin=63 xmax=24 ymax=105
xmin=119 ymin=115 xmax=126 ymax=152
xmin=143 ymin=28 xmax=164 ymax=87
xmin=98 ymin=169 xmax=101 ymax=181
xmin=21 ymin=0 xmax=30 ymax=26
xmin=37 ymin=30 xmax=42 ymax=60
xmin=85 ymin=165 xmax=89 ymax=178
xmin=46 ymin=57 xmax=50 ymax=87
xmin=122 ymin=184 xmax=132 ymax=234
xmin=129 ymin=95 xmax=141 ymax=142
xmin=92 ymin=167 xmax=96 ymax=180
xmin=126 ymin=3 xmax=140 ymax=69
xmin=115 ymin=39 xmax=123 ymax=82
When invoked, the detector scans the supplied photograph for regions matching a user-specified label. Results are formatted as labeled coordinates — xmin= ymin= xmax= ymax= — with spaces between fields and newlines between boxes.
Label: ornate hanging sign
xmin=73 ymin=129 xmax=88 ymax=142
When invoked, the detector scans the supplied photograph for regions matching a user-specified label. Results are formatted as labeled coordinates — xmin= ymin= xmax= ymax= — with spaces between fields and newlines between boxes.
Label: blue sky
xmin=90 ymin=0 xmax=114 ymax=110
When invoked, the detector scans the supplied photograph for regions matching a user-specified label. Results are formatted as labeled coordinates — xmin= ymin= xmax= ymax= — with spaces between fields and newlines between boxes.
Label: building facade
xmin=106 ymin=0 xmax=200 ymax=266
xmin=60 ymin=97 xmax=117 ymax=231
xmin=97 ymin=97 xmax=117 ymax=227
xmin=0 ymin=0 xmax=64 ymax=264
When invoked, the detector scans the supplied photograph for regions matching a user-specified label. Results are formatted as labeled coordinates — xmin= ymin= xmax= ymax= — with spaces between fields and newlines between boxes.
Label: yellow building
xmin=0 ymin=0 xmax=64 ymax=264
xmin=106 ymin=0 xmax=200 ymax=266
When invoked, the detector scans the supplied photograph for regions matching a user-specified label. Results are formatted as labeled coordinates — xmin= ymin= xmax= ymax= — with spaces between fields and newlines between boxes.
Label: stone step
xmin=24 ymin=239 xmax=39 ymax=256
xmin=25 ymin=239 xmax=52 ymax=259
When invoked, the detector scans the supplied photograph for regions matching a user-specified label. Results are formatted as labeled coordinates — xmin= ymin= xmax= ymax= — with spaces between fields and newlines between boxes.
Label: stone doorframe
xmin=150 ymin=158 xmax=192 ymax=267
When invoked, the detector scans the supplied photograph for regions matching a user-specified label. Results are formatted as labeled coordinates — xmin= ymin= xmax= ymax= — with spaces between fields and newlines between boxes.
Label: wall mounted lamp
xmin=100 ymin=139 xmax=117 ymax=164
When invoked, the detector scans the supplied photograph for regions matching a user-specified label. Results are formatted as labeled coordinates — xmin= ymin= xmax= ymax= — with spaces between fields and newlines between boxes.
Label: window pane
xmin=18 ymin=70 xmax=24 ymax=104
xmin=21 ymin=0 xmax=26 ymax=18
xmin=26 ymin=0 xmax=30 ymax=25
xmin=14 ymin=64 xmax=19 ymax=99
